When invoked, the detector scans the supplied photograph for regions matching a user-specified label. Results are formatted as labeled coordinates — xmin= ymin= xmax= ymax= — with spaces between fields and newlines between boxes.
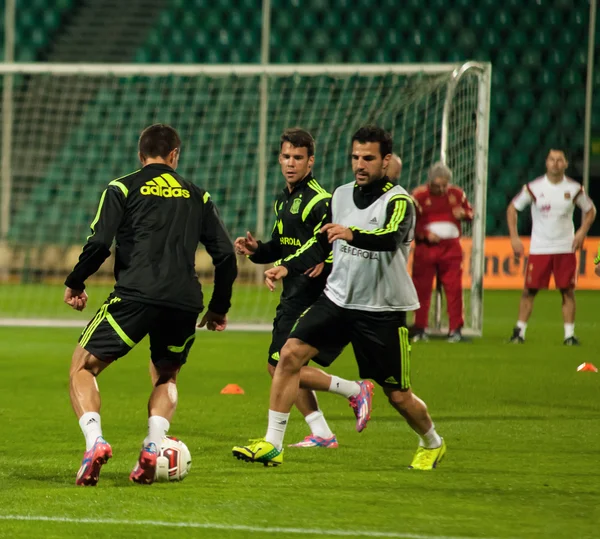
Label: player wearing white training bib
xmin=232 ymin=126 xmax=446 ymax=471
xmin=507 ymin=148 xmax=596 ymax=345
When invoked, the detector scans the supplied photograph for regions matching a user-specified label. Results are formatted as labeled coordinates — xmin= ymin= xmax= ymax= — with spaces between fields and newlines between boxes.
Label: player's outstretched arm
xmin=199 ymin=196 xmax=238 ymax=316
xmin=573 ymin=200 xmax=597 ymax=251
xmin=506 ymin=202 xmax=524 ymax=257
xmin=64 ymin=185 xmax=126 ymax=297
xmin=507 ymin=186 xmax=533 ymax=257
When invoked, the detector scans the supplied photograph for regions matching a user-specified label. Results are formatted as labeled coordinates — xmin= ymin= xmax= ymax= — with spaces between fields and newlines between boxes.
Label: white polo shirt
xmin=512 ymin=175 xmax=594 ymax=254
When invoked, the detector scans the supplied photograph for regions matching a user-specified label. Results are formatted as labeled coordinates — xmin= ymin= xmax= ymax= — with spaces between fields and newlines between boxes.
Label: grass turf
xmin=0 ymin=290 xmax=598 ymax=538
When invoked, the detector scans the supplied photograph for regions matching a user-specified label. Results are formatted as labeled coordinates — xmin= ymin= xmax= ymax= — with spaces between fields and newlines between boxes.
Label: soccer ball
xmin=154 ymin=436 xmax=192 ymax=482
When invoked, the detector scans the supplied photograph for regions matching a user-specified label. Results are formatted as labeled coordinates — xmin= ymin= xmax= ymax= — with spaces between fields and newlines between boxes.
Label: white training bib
xmin=324 ymin=181 xmax=420 ymax=312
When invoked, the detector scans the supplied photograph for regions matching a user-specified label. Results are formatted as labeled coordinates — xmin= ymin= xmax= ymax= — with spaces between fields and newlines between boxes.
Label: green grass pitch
xmin=0 ymin=290 xmax=598 ymax=539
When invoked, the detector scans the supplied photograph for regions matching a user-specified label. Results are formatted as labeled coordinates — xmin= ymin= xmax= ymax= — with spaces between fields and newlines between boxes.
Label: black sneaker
xmin=508 ymin=327 xmax=525 ymax=344
xmin=447 ymin=330 xmax=462 ymax=343
xmin=563 ymin=336 xmax=580 ymax=346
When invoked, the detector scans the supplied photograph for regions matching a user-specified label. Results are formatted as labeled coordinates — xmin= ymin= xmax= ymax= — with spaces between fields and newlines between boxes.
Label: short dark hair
xmin=138 ymin=124 xmax=181 ymax=159
xmin=351 ymin=125 xmax=393 ymax=158
xmin=548 ymin=148 xmax=568 ymax=160
xmin=280 ymin=128 xmax=315 ymax=157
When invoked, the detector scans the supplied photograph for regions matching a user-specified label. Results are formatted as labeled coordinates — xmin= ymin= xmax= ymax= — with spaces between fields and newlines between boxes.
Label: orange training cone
xmin=577 ymin=363 xmax=598 ymax=373
xmin=220 ymin=383 xmax=245 ymax=394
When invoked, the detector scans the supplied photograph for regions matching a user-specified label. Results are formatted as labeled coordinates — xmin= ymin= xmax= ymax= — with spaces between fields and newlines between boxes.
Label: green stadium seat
xmin=309 ymin=0 xmax=329 ymax=10
xmin=482 ymin=29 xmax=500 ymax=50
xmin=496 ymin=50 xmax=517 ymax=68
xmin=431 ymin=31 xmax=451 ymax=49
xmin=543 ymin=10 xmax=562 ymax=28
xmin=494 ymin=9 xmax=513 ymax=30
xmin=531 ymin=29 xmax=550 ymax=47
xmin=464 ymin=11 xmax=485 ymax=30
xmin=521 ymin=50 xmax=541 ymax=68
xmin=322 ymin=11 xmax=341 ymax=29
xmin=394 ymin=49 xmax=416 ymax=63
xmin=562 ymin=69 xmax=582 ymax=88
xmin=503 ymin=111 xmax=524 ymax=132
xmin=509 ymin=69 xmax=532 ymax=88
xmin=323 ymin=49 xmax=343 ymax=63
xmin=366 ymin=11 xmax=387 ymax=29
xmin=204 ymin=11 xmax=222 ymax=30
xmin=494 ymin=131 xmax=514 ymax=151
xmin=567 ymin=91 xmax=586 ymax=112
xmin=357 ymin=29 xmax=378 ymax=50
xmin=537 ymin=68 xmax=556 ymax=86
xmin=311 ymin=29 xmax=331 ymax=50
xmin=456 ymin=29 xmax=477 ymax=52
xmin=529 ymin=110 xmax=550 ymax=131
xmin=559 ymin=29 xmax=576 ymax=48
xmin=507 ymin=30 xmax=527 ymax=49
xmin=419 ymin=12 xmax=436 ymax=31
xmin=273 ymin=48 xmax=294 ymax=63
xmin=348 ymin=50 xmax=367 ymax=63
xmin=572 ymin=50 xmax=588 ymax=67
xmin=444 ymin=12 xmax=463 ymax=32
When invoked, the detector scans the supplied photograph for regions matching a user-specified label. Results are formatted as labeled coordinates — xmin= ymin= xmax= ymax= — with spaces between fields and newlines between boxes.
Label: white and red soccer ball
xmin=154 ymin=436 xmax=192 ymax=482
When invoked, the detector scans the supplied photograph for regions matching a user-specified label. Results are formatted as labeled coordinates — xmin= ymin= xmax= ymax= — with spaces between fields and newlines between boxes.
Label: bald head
xmin=387 ymin=153 xmax=402 ymax=181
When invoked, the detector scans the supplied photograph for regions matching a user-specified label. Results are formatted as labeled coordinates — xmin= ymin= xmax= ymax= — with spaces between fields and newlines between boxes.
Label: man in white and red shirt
xmin=507 ymin=148 xmax=596 ymax=345
xmin=411 ymin=162 xmax=474 ymax=342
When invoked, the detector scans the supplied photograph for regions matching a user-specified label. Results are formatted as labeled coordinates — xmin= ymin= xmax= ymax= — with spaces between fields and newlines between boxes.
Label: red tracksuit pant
xmin=412 ymin=239 xmax=464 ymax=331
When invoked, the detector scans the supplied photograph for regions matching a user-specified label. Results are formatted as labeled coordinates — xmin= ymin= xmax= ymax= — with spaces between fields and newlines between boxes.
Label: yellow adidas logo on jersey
xmin=141 ymin=173 xmax=190 ymax=198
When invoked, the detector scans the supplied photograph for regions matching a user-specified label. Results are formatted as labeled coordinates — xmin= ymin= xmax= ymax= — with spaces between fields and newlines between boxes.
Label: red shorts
xmin=525 ymin=253 xmax=577 ymax=290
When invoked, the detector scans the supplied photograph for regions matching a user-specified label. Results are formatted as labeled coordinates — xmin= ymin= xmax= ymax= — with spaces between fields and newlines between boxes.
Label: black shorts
xmin=79 ymin=294 xmax=198 ymax=368
xmin=289 ymin=294 xmax=412 ymax=389
xmin=268 ymin=304 xmax=342 ymax=368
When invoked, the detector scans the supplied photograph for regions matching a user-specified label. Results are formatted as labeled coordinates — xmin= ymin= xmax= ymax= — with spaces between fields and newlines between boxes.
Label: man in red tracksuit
xmin=411 ymin=162 xmax=473 ymax=342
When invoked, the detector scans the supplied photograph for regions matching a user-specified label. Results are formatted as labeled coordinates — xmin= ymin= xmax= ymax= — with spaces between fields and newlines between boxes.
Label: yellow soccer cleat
xmin=232 ymin=438 xmax=283 ymax=467
xmin=408 ymin=438 xmax=446 ymax=470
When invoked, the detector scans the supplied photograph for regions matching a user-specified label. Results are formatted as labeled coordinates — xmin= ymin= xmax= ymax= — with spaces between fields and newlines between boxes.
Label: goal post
xmin=0 ymin=62 xmax=490 ymax=333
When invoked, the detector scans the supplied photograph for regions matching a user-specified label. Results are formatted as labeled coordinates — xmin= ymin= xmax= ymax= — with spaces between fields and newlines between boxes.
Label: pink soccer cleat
xmin=288 ymin=435 xmax=339 ymax=448
xmin=348 ymin=380 xmax=374 ymax=432
xmin=76 ymin=436 xmax=112 ymax=486
xmin=129 ymin=442 xmax=158 ymax=485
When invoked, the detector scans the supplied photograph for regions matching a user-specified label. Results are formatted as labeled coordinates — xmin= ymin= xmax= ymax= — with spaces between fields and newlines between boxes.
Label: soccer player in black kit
xmin=64 ymin=124 xmax=237 ymax=486
xmin=235 ymin=128 xmax=373 ymax=451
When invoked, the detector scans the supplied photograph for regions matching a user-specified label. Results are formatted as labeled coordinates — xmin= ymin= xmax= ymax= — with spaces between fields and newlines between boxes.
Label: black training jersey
xmin=281 ymin=176 xmax=415 ymax=272
xmin=65 ymin=163 xmax=237 ymax=314
xmin=249 ymin=173 xmax=332 ymax=310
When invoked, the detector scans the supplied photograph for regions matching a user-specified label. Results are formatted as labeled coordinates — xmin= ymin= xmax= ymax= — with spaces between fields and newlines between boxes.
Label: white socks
xmin=305 ymin=410 xmax=334 ymax=439
xmin=564 ymin=323 xmax=575 ymax=339
xmin=419 ymin=424 xmax=442 ymax=449
xmin=79 ymin=412 xmax=103 ymax=451
xmin=144 ymin=415 xmax=170 ymax=449
xmin=518 ymin=321 xmax=575 ymax=339
xmin=265 ymin=410 xmax=290 ymax=451
xmin=328 ymin=375 xmax=360 ymax=399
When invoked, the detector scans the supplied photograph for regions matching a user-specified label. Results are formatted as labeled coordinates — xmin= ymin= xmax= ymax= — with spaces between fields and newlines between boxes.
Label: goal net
xmin=0 ymin=62 xmax=490 ymax=333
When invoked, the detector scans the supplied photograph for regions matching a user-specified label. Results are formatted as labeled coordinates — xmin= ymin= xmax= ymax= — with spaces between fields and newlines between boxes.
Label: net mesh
xmin=0 ymin=67 xmax=484 ymax=327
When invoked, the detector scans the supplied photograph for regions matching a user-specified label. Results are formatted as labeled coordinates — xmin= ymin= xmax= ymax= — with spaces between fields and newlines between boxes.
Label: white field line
xmin=0 ymin=319 xmax=482 ymax=337
xmin=0 ymin=515 xmax=506 ymax=539
xmin=0 ymin=318 xmax=270 ymax=331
